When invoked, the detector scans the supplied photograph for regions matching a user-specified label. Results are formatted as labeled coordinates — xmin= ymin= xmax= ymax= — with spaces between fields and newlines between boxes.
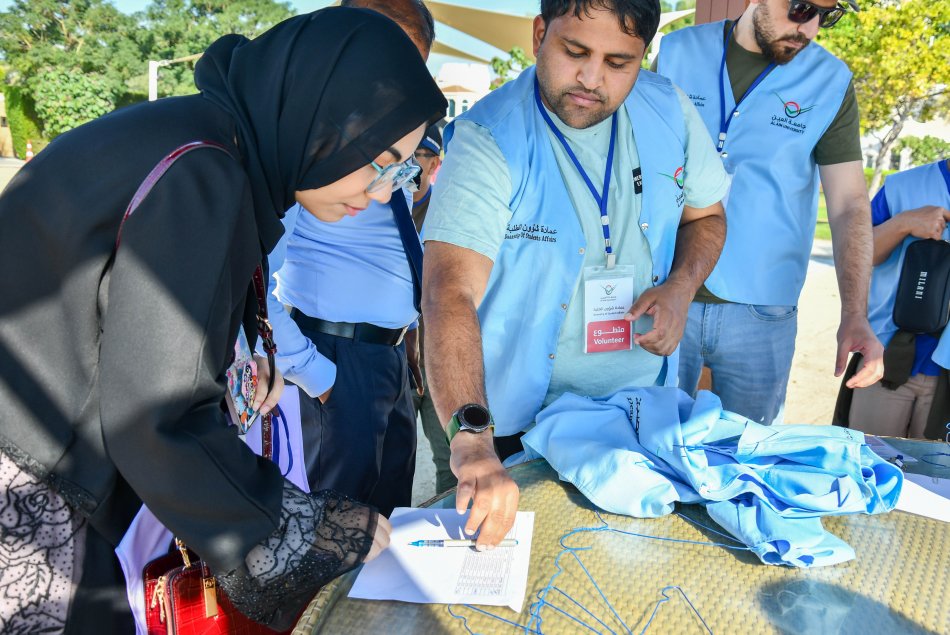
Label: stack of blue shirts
xmin=521 ymin=387 xmax=903 ymax=568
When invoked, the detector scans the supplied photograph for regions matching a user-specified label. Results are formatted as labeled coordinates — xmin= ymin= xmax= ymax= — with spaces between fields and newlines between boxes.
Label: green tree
xmin=897 ymin=135 xmax=950 ymax=167
xmin=818 ymin=0 xmax=949 ymax=194
xmin=0 ymin=0 xmax=145 ymax=138
xmin=490 ymin=46 xmax=532 ymax=90
xmin=138 ymin=0 xmax=293 ymax=98
xmin=32 ymin=70 xmax=116 ymax=137
xmin=0 ymin=0 xmax=143 ymax=87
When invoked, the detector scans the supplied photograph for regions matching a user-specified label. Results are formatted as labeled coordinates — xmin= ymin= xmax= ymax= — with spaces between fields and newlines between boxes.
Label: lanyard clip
xmin=606 ymin=253 xmax=616 ymax=270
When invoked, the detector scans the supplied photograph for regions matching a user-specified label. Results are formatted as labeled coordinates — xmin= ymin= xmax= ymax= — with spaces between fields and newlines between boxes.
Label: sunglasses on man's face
xmin=787 ymin=0 xmax=847 ymax=28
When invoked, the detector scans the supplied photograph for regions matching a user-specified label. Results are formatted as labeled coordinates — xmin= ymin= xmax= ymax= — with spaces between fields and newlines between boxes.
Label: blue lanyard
xmin=718 ymin=19 xmax=776 ymax=154
xmin=269 ymin=404 xmax=293 ymax=478
xmin=412 ymin=187 xmax=431 ymax=209
xmin=534 ymin=79 xmax=619 ymax=268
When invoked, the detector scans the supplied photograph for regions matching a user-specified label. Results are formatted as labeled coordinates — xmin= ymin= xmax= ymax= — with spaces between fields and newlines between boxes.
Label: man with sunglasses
xmin=264 ymin=0 xmax=435 ymax=517
xmin=656 ymin=0 xmax=885 ymax=425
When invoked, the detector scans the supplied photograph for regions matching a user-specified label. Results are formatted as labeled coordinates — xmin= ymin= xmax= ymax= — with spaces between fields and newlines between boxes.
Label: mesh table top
xmin=295 ymin=437 xmax=950 ymax=635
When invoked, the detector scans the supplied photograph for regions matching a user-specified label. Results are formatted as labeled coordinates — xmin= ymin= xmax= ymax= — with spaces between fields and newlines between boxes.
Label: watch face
xmin=460 ymin=404 xmax=491 ymax=431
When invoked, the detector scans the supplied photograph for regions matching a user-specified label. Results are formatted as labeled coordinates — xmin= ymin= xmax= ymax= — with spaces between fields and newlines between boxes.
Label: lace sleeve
xmin=215 ymin=480 xmax=378 ymax=630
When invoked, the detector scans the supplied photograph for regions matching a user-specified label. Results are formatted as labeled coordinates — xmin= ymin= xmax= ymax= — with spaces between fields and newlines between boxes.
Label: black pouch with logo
xmin=893 ymin=238 xmax=950 ymax=334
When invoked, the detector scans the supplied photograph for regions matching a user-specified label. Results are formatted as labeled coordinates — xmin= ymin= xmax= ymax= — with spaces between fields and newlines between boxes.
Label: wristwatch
xmin=446 ymin=403 xmax=494 ymax=442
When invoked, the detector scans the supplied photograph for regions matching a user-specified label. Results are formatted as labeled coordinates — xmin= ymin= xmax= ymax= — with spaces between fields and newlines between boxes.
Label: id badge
xmin=583 ymin=265 xmax=636 ymax=354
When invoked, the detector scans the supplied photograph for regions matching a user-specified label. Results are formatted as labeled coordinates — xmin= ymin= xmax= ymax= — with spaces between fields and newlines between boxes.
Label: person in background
xmin=412 ymin=122 xmax=443 ymax=228
xmin=656 ymin=0 xmax=884 ymax=424
xmin=0 ymin=9 xmax=445 ymax=633
xmin=845 ymin=159 xmax=950 ymax=439
xmin=422 ymin=0 xmax=729 ymax=544
xmin=266 ymin=0 xmax=435 ymax=515
xmin=410 ymin=122 xmax=456 ymax=494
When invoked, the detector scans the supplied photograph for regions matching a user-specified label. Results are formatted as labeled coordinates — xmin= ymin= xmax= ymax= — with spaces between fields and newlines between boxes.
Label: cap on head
xmin=418 ymin=122 xmax=443 ymax=154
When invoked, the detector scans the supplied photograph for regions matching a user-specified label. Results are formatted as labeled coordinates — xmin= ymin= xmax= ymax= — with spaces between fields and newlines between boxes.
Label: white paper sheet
xmin=895 ymin=475 xmax=950 ymax=523
xmin=864 ymin=435 xmax=919 ymax=463
xmin=349 ymin=508 xmax=535 ymax=611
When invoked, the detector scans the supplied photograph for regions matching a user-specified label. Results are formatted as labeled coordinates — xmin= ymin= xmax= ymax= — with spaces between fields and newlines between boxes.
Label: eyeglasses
xmin=413 ymin=150 xmax=439 ymax=160
xmin=367 ymin=158 xmax=421 ymax=194
xmin=787 ymin=0 xmax=847 ymax=28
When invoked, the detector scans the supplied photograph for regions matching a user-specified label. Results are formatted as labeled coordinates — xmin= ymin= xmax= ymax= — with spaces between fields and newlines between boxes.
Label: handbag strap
xmin=115 ymin=141 xmax=279 ymax=457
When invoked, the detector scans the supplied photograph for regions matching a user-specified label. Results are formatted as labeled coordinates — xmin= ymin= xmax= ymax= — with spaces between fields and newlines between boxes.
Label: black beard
xmin=536 ymin=61 xmax=613 ymax=129
xmin=752 ymin=6 xmax=811 ymax=65
xmin=539 ymin=83 xmax=612 ymax=129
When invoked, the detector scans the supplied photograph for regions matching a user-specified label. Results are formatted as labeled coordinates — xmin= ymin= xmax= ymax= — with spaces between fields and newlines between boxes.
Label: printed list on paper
xmin=348 ymin=507 xmax=535 ymax=612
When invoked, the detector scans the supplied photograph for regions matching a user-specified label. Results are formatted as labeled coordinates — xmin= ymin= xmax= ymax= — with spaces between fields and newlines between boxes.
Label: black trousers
xmin=295 ymin=328 xmax=416 ymax=517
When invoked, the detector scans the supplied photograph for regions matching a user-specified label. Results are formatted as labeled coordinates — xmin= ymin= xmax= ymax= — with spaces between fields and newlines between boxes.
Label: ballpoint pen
xmin=408 ymin=539 xmax=519 ymax=548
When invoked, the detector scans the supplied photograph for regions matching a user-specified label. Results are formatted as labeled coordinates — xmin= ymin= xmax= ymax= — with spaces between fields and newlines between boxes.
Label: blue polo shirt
xmin=267 ymin=194 xmax=418 ymax=398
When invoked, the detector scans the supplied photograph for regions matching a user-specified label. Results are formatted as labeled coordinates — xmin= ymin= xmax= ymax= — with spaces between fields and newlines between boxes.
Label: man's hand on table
xmin=450 ymin=431 xmax=520 ymax=550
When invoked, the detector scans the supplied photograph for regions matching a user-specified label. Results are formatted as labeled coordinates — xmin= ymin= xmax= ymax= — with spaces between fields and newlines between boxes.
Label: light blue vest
xmin=659 ymin=21 xmax=852 ymax=305
xmin=867 ymin=161 xmax=950 ymax=369
xmin=445 ymin=67 xmax=687 ymax=435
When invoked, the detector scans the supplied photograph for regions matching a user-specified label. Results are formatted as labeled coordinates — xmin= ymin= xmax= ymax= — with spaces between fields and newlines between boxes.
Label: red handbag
xmin=146 ymin=541 xmax=292 ymax=635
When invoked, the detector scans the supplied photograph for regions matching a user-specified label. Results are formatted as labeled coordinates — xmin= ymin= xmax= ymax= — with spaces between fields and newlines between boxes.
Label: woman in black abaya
xmin=0 ymin=8 xmax=445 ymax=633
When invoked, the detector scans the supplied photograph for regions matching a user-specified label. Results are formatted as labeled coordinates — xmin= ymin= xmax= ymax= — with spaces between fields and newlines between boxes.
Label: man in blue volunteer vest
xmin=846 ymin=159 xmax=950 ymax=439
xmin=657 ymin=0 xmax=885 ymax=424
xmin=422 ymin=0 xmax=729 ymax=546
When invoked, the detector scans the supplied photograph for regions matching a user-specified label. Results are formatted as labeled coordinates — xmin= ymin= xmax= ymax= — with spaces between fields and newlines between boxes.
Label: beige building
xmin=436 ymin=62 xmax=490 ymax=120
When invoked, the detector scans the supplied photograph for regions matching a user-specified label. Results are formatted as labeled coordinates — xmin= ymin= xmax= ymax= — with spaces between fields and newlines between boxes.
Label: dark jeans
xmin=296 ymin=329 xmax=416 ymax=517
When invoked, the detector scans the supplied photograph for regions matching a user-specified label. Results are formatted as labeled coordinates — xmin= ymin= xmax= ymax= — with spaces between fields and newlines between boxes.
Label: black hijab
xmin=195 ymin=8 xmax=447 ymax=248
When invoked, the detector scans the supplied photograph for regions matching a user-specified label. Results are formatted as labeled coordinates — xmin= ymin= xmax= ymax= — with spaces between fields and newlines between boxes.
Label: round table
xmin=295 ymin=439 xmax=949 ymax=634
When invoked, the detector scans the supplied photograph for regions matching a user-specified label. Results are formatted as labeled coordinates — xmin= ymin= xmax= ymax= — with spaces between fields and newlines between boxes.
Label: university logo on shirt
xmin=659 ymin=166 xmax=686 ymax=190
xmin=773 ymin=91 xmax=816 ymax=118
xmin=770 ymin=91 xmax=816 ymax=135
xmin=659 ymin=166 xmax=686 ymax=206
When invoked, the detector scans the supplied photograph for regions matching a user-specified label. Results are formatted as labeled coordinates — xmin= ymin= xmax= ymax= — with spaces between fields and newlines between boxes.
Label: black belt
xmin=290 ymin=309 xmax=408 ymax=346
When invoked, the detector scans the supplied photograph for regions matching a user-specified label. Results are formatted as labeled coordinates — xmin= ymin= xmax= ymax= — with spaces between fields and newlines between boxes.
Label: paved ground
xmin=0 ymin=157 xmax=25 ymax=193
xmin=785 ymin=239 xmax=843 ymax=425
xmin=411 ymin=239 xmax=844 ymax=504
